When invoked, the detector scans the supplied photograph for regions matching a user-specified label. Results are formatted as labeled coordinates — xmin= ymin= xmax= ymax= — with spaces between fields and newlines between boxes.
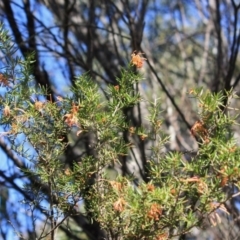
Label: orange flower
xmin=181 ymin=176 xmax=208 ymax=194
xmin=181 ymin=176 xmax=200 ymax=183
xmin=229 ymin=146 xmax=237 ymax=153
xmin=64 ymin=103 xmax=80 ymax=127
xmin=191 ymin=120 xmax=209 ymax=143
xmin=170 ymin=188 xmax=177 ymax=195
xmin=156 ymin=120 xmax=162 ymax=128
xmin=3 ymin=105 xmax=11 ymax=117
xmin=64 ymin=168 xmax=72 ymax=176
xmin=131 ymin=51 xmax=146 ymax=68
xmin=139 ymin=133 xmax=148 ymax=141
xmin=113 ymin=198 xmax=126 ymax=212
xmin=146 ymin=183 xmax=155 ymax=192
xmin=114 ymin=85 xmax=119 ymax=91
xmin=109 ymin=181 xmax=124 ymax=192
xmin=197 ymin=179 xmax=208 ymax=194
xmin=129 ymin=126 xmax=135 ymax=135
xmin=188 ymin=89 xmax=196 ymax=95
xmin=64 ymin=113 xmax=78 ymax=127
xmin=217 ymin=166 xmax=229 ymax=187
xmin=34 ymin=101 xmax=44 ymax=111
xmin=10 ymin=123 xmax=19 ymax=134
xmin=0 ymin=74 xmax=8 ymax=86
xmin=147 ymin=203 xmax=162 ymax=220
xmin=155 ymin=233 xmax=168 ymax=240
xmin=101 ymin=117 xmax=107 ymax=123
xmin=220 ymin=176 xmax=229 ymax=187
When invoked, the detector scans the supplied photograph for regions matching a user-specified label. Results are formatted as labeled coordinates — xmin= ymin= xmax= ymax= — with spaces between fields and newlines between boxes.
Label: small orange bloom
xmin=64 ymin=103 xmax=80 ymax=127
xmin=229 ymin=146 xmax=237 ymax=153
xmin=147 ymin=203 xmax=162 ymax=220
xmin=156 ymin=120 xmax=162 ymax=128
xmin=64 ymin=113 xmax=79 ymax=127
xmin=146 ymin=183 xmax=155 ymax=192
xmin=220 ymin=176 xmax=229 ymax=187
xmin=155 ymin=233 xmax=168 ymax=240
xmin=181 ymin=176 xmax=208 ymax=194
xmin=217 ymin=166 xmax=230 ymax=187
xmin=129 ymin=126 xmax=135 ymax=135
xmin=0 ymin=74 xmax=8 ymax=86
xmin=197 ymin=179 xmax=208 ymax=194
xmin=131 ymin=51 xmax=146 ymax=68
xmin=3 ymin=105 xmax=11 ymax=117
xmin=191 ymin=120 xmax=209 ymax=143
xmin=181 ymin=176 xmax=200 ymax=183
xmin=34 ymin=101 xmax=44 ymax=111
xmin=109 ymin=181 xmax=124 ymax=192
xmin=64 ymin=168 xmax=72 ymax=176
xmin=139 ymin=133 xmax=147 ymax=141
xmin=114 ymin=85 xmax=119 ymax=91
xmin=10 ymin=123 xmax=19 ymax=134
xmin=188 ymin=89 xmax=196 ymax=95
xmin=170 ymin=188 xmax=177 ymax=195
xmin=113 ymin=198 xmax=126 ymax=212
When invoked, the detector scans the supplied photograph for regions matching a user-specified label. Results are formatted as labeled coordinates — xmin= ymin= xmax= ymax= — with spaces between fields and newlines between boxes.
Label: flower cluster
xmin=131 ymin=51 xmax=146 ymax=68
xmin=64 ymin=103 xmax=80 ymax=127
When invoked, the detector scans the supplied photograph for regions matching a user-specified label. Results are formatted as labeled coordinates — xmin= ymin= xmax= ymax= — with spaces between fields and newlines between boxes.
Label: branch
xmin=145 ymin=53 xmax=191 ymax=130
xmin=225 ymin=1 xmax=240 ymax=91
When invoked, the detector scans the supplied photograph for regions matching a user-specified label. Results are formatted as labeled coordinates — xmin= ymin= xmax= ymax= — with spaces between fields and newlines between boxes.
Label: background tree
xmin=0 ymin=1 xmax=240 ymax=239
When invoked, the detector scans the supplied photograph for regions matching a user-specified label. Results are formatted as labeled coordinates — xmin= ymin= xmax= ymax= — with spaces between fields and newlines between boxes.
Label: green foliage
xmin=1 ymin=24 xmax=240 ymax=240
